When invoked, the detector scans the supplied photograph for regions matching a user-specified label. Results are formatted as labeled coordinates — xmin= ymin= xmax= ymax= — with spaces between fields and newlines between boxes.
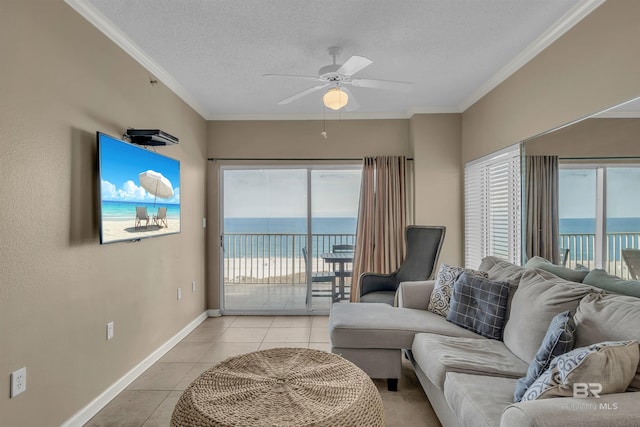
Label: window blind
xmin=465 ymin=144 xmax=522 ymax=268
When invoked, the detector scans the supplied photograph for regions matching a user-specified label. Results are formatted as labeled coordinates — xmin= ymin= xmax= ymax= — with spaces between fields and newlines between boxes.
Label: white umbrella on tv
xmin=138 ymin=170 xmax=174 ymax=206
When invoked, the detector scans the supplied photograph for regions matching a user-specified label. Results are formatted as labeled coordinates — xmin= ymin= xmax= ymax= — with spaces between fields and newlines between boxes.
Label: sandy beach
xmin=101 ymin=218 xmax=179 ymax=242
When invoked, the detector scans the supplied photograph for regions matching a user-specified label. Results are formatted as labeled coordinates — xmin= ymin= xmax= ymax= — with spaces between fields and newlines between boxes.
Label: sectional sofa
xmin=329 ymin=256 xmax=640 ymax=427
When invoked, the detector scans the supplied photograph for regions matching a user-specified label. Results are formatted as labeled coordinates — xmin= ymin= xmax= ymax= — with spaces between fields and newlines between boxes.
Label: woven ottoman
xmin=171 ymin=347 xmax=385 ymax=427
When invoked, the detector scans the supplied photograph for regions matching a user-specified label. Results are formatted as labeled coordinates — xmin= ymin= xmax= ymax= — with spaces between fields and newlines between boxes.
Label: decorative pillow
xmin=521 ymin=340 xmax=639 ymax=401
xmin=513 ymin=311 xmax=576 ymax=402
xmin=427 ymin=264 xmax=488 ymax=317
xmin=502 ymin=268 xmax=600 ymax=363
xmin=524 ymin=256 xmax=589 ymax=283
xmin=573 ymin=293 xmax=640 ymax=391
xmin=582 ymin=269 xmax=640 ymax=298
xmin=445 ymin=272 xmax=510 ymax=340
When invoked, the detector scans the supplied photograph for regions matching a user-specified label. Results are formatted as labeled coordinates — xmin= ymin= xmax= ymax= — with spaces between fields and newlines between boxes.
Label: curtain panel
xmin=350 ymin=156 xmax=407 ymax=301
xmin=525 ymin=155 xmax=559 ymax=264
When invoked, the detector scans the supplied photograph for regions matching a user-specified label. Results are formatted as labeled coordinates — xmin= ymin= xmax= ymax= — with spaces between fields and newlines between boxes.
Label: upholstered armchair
xmin=359 ymin=225 xmax=446 ymax=305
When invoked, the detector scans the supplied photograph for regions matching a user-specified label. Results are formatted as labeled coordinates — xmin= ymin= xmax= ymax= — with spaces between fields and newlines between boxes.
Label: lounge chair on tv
xmin=135 ymin=206 xmax=150 ymax=229
xmin=154 ymin=207 xmax=168 ymax=228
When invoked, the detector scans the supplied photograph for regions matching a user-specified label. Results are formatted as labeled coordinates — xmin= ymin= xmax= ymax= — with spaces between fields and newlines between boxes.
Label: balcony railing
xmin=223 ymin=233 xmax=356 ymax=284
xmin=560 ymin=232 xmax=640 ymax=279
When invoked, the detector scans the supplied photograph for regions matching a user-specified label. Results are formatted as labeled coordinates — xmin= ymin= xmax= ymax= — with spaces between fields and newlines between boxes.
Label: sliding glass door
xmin=559 ymin=164 xmax=640 ymax=278
xmin=220 ymin=165 xmax=360 ymax=314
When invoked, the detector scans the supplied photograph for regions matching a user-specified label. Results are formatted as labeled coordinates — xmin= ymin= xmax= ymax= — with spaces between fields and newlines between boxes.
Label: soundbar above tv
xmin=125 ymin=129 xmax=179 ymax=146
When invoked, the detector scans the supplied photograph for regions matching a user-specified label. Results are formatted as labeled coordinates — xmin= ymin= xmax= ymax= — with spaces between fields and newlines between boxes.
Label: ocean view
xmin=101 ymin=200 xmax=180 ymax=221
xmin=223 ymin=217 xmax=356 ymax=259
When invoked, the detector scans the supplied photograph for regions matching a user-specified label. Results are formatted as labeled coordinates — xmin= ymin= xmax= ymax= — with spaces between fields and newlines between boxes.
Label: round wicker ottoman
xmin=171 ymin=347 xmax=385 ymax=427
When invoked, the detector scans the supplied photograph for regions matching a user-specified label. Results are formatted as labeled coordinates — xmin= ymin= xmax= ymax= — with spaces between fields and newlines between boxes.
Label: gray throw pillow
xmin=513 ymin=310 xmax=575 ymax=402
xmin=524 ymin=256 xmax=589 ymax=283
xmin=521 ymin=340 xmax=639 ymax=401
xmin=446 ymin=272 xmax=510 ymax=340
xmin=582 ymin=269 xmax=640 ymax=298
xmin=427 ymin=264 xmax=488 ymax=317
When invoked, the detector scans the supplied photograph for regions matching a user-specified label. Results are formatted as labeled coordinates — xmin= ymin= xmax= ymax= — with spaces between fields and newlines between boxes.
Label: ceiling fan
xmin=263 ymin=47 xmax=412 ymax=111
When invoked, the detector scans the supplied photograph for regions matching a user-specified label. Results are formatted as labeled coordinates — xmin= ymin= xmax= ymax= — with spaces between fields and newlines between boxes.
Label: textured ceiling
xmin=74 ymin=0 xmax=599 ymax=119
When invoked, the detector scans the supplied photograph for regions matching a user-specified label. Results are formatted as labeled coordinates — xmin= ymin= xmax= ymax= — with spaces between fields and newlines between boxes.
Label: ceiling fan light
xmin=323 ymin=87 xmax=349 ymax=110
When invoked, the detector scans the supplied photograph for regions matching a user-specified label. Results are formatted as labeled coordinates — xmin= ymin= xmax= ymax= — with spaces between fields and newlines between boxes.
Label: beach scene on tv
xmin=99 ymin=133 xmax=180 ymax=244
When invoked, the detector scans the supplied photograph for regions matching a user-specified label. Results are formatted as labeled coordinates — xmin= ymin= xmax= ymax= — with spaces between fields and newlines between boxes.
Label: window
xmin=559 ymin=164 xmax=640 ymax=278
xmin=465 ymin=144 xmax=522 ymax=268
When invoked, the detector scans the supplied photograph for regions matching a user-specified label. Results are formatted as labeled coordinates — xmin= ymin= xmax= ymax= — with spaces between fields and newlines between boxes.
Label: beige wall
xmin=525 ymin=118 xmax=640 ymax=158
xmin=1 ymin=2 xmax=208 ymax=426
xmin=410 ymin=114 xmax=462 ymax=265
xmin=462 ymin=0 xmax=640 ymax=163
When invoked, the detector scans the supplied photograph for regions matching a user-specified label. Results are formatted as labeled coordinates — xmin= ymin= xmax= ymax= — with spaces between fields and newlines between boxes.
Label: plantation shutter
xmin=465 ymin=144 xmax=522 ymax=268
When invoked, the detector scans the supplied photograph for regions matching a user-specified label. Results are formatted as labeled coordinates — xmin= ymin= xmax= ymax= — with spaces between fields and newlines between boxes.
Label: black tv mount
xmin=125 ymin=129 xmax=179 ymax=146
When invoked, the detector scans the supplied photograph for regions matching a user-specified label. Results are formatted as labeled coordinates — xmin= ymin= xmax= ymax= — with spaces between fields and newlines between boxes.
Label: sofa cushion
xmin=446 ymin=273 xmax=510 ymax=340
xmin=502 ymin=268 xmax=599 ymax=363
xmin=521 ymin=340 xmax=639 ymax=401
xmin=444 ymin=372 xmax=518 ymax=427
xmin=524 ymin=256 xmax=589 ymax=283
xmin=329 ymin=303 xmax=482 ymax=350
xmin=479 ymin=256 xmax=526 ymax=284
xmin=513 ymin=310 xmax=576 ymax=402
xmin=582 ymin=269 xmax=640 ymax=298
xmin=359 ymin=291 xmax=396 ymax=305
xmin=427 ymin=264 xmax=488 ymax=317
xmin=411 ymin=332 xmax=528 ymax=391
xmin=574 ymin=293 xmax=640 ymax=391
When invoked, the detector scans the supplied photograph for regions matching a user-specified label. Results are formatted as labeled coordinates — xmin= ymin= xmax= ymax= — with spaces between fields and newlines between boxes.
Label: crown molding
xmin=458 ymin=0 xmax=606 ymax=112
xmin=208 ymin=111 xmax=414 ymax=121
xmin=64 ymin=0 xmax=211 ymax=119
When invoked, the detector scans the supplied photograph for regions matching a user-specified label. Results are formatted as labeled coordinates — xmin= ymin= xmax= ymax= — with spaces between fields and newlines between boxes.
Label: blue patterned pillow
xmin=427 ymin=264 xmax=488 ymax=317
xmin=521 ymin=340 xmax=639 ymax=401
xmin=513 ymin=310 xmax=575 ymax=402
xmin=446 ymin=272 xmax=510 ymax=340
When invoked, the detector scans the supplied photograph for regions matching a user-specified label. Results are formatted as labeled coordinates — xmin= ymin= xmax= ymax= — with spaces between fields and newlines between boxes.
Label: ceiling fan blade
xmin=350 ymin=78 xmax=412 ymax=90
xmin=337 ymin=55 xmax=373 ymax=76
xmin=341 ymin=88 xmax=359 ymax=112
xmin=277 ymin=83 xmax=329 ymax=105
xmin=263 ymin=73 xmax=320 ymax=82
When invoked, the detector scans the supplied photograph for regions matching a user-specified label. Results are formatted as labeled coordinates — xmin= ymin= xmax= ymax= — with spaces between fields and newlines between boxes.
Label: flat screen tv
xmin=97 ymin=132 xmax=181 ymax=244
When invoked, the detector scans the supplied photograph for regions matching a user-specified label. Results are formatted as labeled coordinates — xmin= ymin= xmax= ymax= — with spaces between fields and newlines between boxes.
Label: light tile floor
xmin=85 ymin=315 xmax=440 ymax=427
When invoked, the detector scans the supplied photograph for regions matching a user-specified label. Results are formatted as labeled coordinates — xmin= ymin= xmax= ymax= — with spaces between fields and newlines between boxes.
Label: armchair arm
xmin=501 ymin=393 xmax=640 ymax=427
xmin=396 ymin=280 xmax=435 ymax=310
xmin=359 ymin=272 xmax=399 ymax=296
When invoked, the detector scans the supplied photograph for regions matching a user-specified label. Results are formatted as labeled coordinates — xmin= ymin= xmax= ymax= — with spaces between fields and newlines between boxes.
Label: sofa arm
xmin=396 ymin=280 xmax=435 ymax=310
xmin=501 ymin=393 xmax=640 ymax=427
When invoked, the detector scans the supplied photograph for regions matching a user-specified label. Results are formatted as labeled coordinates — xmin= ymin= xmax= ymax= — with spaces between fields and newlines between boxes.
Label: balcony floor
xmin=223 ymin=282 xmax=350 ymax=312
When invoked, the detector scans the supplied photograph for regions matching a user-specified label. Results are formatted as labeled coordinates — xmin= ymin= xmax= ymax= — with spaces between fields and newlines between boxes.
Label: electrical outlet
xmin=192 ymin=280 xmax=196 ymax=292
xmin=177 ymin=288 xmax=182 ymax=300
xmin=107 ymin=321 xmax=114 ymax=340
xmin=202 ymin=218 xmax=207 ymax=228
xmin=10 ymin=367 xmax=26 ymax=398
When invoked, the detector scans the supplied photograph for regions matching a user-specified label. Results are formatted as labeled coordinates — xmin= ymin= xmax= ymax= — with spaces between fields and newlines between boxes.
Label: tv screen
xmin=97 ymin=132 xmax=181 ymax=244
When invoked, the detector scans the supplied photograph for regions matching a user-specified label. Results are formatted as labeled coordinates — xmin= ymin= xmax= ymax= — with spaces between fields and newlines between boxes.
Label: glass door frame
xmin=218 ymin=161 xmax=361 ymax=315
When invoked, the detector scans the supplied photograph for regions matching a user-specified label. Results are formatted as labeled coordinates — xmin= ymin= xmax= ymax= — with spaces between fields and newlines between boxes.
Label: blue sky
xmin=559 ymin=168 xmax=640 ymax=218
xmin=223 ymin=169 xmax=361 ymax=218
xmin=99 ymin=133 xmax=180 ymax=204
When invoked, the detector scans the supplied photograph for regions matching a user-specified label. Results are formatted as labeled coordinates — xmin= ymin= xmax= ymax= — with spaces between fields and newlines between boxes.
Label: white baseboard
xmin=207 ymin=309 xmax=221 ymax=317
xmin=61 ymin=311 xmax=209 ymax=427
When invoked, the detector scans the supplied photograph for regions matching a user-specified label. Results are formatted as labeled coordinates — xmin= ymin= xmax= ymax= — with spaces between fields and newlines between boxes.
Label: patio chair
xmin=135 ymin=206 xmax=150 ymax=229
xmin=359 ymin=225 xmax=446 ymax=305
xmin=622 ymin=248 xmax=640 ymax=280
xmin=154 ymin=207 xmax=168 ymax=228
xmin=302 ymin=247 xmax=337 ymax=303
